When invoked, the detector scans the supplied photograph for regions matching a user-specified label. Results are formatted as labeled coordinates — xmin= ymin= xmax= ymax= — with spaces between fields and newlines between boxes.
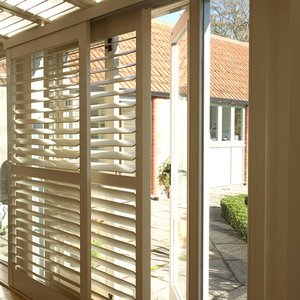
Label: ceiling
xmin=0 ymin=0 xmax=101 ymax=42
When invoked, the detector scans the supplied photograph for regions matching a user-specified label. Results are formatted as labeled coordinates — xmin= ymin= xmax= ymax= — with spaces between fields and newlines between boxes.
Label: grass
xmin=220 ymin=194 xmax=248 ymax=242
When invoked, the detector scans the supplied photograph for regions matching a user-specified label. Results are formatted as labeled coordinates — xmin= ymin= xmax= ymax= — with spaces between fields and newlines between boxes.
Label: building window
xmin=209 ymin=105 xmax=245 ymax=142
xmin=235 ymin=107 xmax=243 ymax=141
xmin=210 ymin=106 xmax=218 ymax=141
xmin=222 ymin=106 xmax=231 ymax=141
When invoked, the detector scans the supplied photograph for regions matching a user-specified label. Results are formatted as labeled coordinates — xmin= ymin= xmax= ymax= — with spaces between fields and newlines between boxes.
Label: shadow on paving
xmin=151 ymin=185 xmax=248 ymax=300
xmin=209 ymin=185 xmax=248 ymax=300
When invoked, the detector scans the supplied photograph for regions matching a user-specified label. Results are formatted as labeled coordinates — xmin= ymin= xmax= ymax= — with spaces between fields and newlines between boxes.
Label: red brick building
xmin=150 ymin=21 xmax=249 ymax=196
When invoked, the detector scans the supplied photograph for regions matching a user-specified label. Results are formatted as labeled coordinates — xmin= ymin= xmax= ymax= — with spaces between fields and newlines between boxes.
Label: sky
xmin=156 ymin=10 xmax=184 ymax=25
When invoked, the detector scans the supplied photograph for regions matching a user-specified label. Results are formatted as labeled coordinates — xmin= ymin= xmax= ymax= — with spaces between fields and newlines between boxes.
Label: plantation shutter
xmin=7 ymin=23 xmax=90 ymax=300
xmin=89 ymin=10 xmax=151 ymax=300
xmin=7 ymin=8 xmax=151 ymax=300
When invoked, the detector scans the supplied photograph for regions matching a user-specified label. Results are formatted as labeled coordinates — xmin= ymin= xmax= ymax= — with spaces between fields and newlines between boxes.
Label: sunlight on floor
xmin=0 ymin=285 xmax=25 ymax=300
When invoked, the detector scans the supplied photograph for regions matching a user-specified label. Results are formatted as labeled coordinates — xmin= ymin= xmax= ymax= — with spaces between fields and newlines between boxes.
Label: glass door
xmin=170 ymin=10 xmax=189 ymax=300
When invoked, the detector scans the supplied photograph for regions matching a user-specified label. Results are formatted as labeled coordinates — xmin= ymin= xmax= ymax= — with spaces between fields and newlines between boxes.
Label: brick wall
xmin=151 ymin=97 xmax=249 ymax=195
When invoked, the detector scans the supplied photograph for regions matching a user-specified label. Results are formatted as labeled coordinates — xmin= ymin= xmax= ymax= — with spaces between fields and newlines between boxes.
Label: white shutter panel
xmin=12 ymin=48 xmax=80 ymax=171
xmin=8 ymin=23 xmax=90 ymax=300
xmin=7 ymin=8 xmax=150 ymax=300
xmin=89 ymin=10 xmax=151 ymax=300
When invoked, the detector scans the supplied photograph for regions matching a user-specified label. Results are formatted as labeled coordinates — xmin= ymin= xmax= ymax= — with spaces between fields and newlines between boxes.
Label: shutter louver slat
xmin=15 ymin=105 xmax=79 ymax=114
xmin=90 ymin=88 xmax=135 ymax=100
xmin=91 ymin=244 xmax=135 ymax=265
xmin=92 ymin=209 xmax=135 ymax=228
xmin=91 ymin=127 xmax=135 ymax=134
xmin=90 ymin=61 xmax=136 ymax=75
xmin=91 ymin=231 xmax=135 ymax=255
xmin=14 ymin=138 xmax=79 ymax=146
xmin=92 ymin=280 xmax=135 ymax=300
xmin=15 ymin=116 xmax=80 ymax=124
xmin=92 ymin=256 xmax=135 ymax=278
xmin=15 ymin=128 xmax=80 ymax=135
xmin=90 ymin=49 xmax=136 ymax=63
xmin=15 ymin=215 xmax=80 ymax=245
xmin=92 ymin=185 xmax=135 ymax=201
xmin=15 ymin=207 xmax=80 ymax=231
xmin=91 ymin=197 xmax=135 ymax=214
xmin=14 ymin=248 xmax=80 ymax=278
xmin=90 ymin=75 xmax=136 ymax=87
xmin=91 ymin=163 xmax=135 ymax=173
xmin=91 ymin=150 xmax=135 ymax=160
xmin=91 ymin=101 xmax=135 ymax=110
xmin=15 ymin=147 xmax=79 ymax=159
xmin=91 ymin=114 xmax=135 ymax=122
xmin=13 ymin=157 xmax=79 ymax=170
xmin=11 ymin=229 xmax=80 ymax=255
xmin=14 ymin=94 xmax=79 ymax=104
xmin=90 ymin=31 xmax=138 ymax=299
xmin=91 ymin=267 xmax=136 ymax=292
xmin=91 ymin=221 xmax=135 ymax=240
xmin=14 ymin=236 xmax=80 ymax=262
xmin=10 ymin=43 xmax=82 ymax=297
xmin=13 ymin=177 xmax=80 ymax=198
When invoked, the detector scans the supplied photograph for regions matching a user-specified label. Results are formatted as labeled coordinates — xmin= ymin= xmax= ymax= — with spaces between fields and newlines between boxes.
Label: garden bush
xmin=158 ymin=158 xmax=171 ymax=197
xmin=220 ymin=194 xmax=248 ymax=242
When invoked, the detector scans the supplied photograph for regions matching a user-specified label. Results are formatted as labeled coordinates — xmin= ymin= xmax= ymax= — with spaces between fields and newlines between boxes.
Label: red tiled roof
xmin=151 ymin=21 xmax=249 ymax=101
xmin=210 ymin=35 xmax=249 ymax=101
xmin=0 ymin=23 xmax=249 ymax=101
xmin=151 ymin=21 xmax=172 ymax=93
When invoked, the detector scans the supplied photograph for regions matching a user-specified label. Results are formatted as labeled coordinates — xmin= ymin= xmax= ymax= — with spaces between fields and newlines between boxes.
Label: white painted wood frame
xmin=189 ymin=0 xmax=209 ymax=299
xmin=8 ymin=22 xmax=90 ymax=300
xmin=248 ymin=0 xmax=300 ymax=299
xmin=6 ymin=6 xmax=152 ymax=300
xmin=4 ymin=0 xmax=208 ymax=299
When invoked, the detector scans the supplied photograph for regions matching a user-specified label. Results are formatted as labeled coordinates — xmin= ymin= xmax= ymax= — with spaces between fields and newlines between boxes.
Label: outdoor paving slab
xmin=210 ymin=210 xmax=233 ymax=231
xmin=227 ymin=285 xmax=247 ymax=299
xmin=213 ymin=286 xmax=247 ymax=300
xmin=151 ymin=276 xmax=169 ymax=300
xmin=151 ymin=185 xmax=248 ymax=299
xmin=209 ymin=278 xmax=241 ymax=298
xmin=215 ymin=243 xmax=247 ymax=261
xmin=210 ymin=256 xmax=235 ymax=282
xmin=226 ymin=260 xmax=247 ymax=285
xmin=210 ymin=229 xmax=245 ymax=245
xmin=210 ymin=221 xmax=233 ymax=232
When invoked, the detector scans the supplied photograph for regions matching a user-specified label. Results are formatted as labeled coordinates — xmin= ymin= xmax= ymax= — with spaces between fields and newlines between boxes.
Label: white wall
xmin=208 ymin=144 xmax=244 ymax=187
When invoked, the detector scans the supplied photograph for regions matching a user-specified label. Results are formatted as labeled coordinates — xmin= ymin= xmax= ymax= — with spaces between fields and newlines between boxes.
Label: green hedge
xmin=220 ymin=194 xmax=248 ymax=242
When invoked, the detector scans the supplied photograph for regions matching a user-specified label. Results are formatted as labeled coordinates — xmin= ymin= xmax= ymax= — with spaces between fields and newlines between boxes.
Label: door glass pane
xmin=210 ymin=106 xmax=218 ymax=141
xmin=235 ymin=107 xmax=243 ymax=141
xmin=171 ymin=26 xmax=188 ymax=299
xmin=222 ymin=106 xmax=231 ymax=141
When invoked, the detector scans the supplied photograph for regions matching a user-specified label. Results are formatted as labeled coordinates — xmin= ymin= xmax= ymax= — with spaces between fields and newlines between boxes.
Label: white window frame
xmin=209 ymin=104 xmax=246 ymax=145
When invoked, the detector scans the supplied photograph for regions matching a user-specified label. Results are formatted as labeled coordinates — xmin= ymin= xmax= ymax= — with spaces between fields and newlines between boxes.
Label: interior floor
xmin=0 ymin=285 xmax=25 ymax=300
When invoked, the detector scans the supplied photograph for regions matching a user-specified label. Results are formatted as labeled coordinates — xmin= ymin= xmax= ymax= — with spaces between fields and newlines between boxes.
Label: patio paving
xmin=151 ymin=184 xmax=248 ymax=300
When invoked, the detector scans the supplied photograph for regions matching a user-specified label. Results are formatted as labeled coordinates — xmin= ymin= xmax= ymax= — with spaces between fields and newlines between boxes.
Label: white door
xmin=170 ymin=10 xmax=189 ymax=300
xmin=7 ymin=8 xmax=151 ymax=300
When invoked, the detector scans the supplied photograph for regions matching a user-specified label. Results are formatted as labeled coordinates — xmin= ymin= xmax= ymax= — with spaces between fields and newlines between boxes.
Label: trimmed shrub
xmin=158 ymin=158 xmax=171 ymax=197
xmin=220 ymin=194 xmax=248 ymax=242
